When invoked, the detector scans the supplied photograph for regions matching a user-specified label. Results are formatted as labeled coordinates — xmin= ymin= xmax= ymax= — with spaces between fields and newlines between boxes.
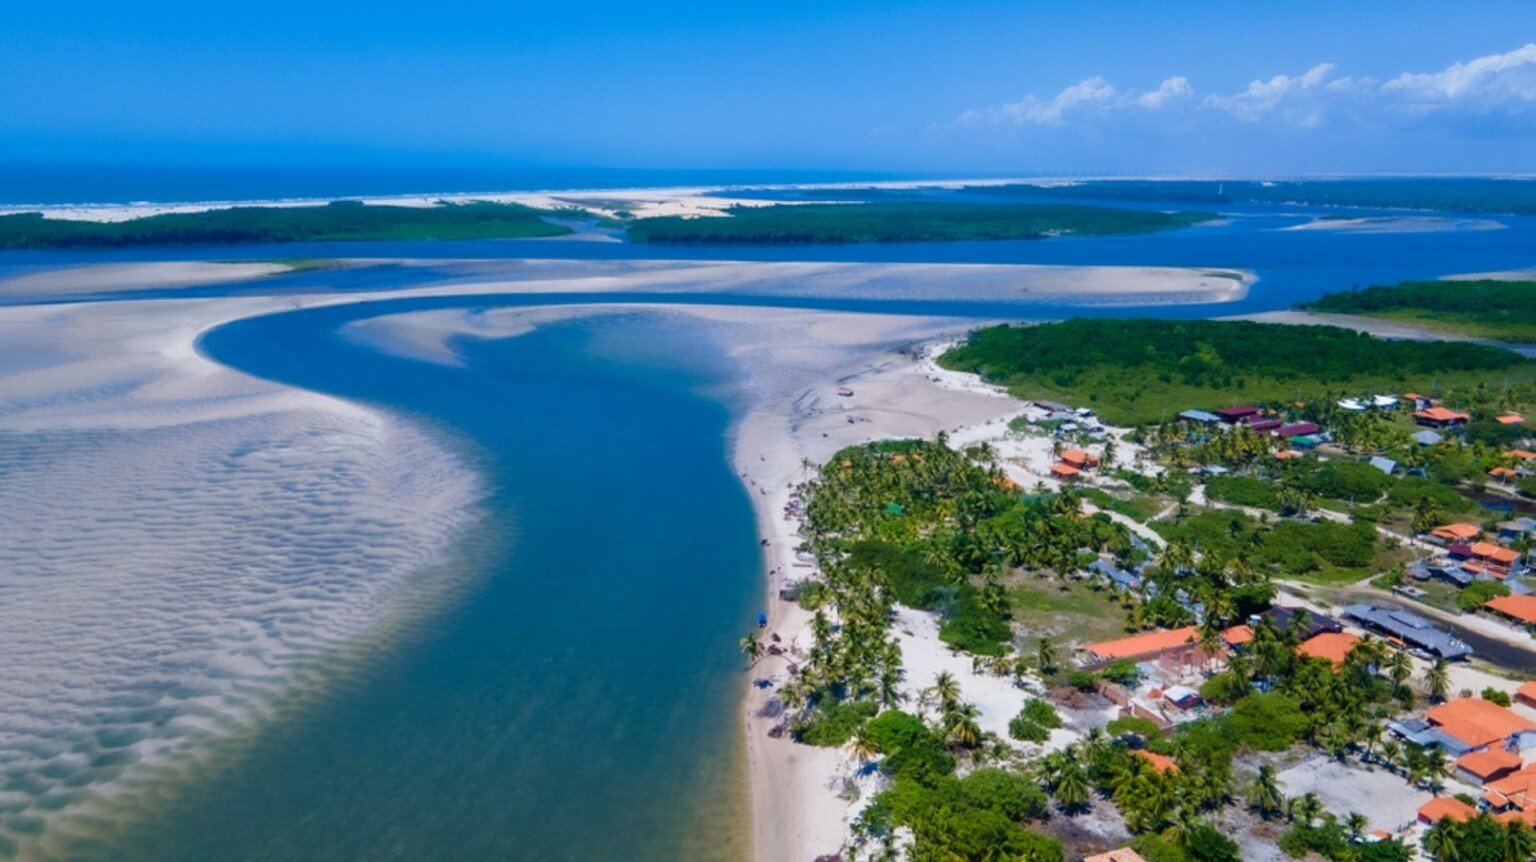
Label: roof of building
xmin=1498 ymin=413 xmax=1526 ymax=425
xmin=1456 ymin=748 xmax=1523 ymax=781
xmin=1427 ymin=698 xmax=1536 ymax=750
xmin=1274 ymin=449 xmax=1304 ymax=460
xmin=1369 ymin=456 xmax=1398 ymax=474
xmin=1084 ymin=850 xmax=1148 ymax=862
xmin=1343 ymin=604 xmax=1474 ymax=659
xmin=1487 ymin=595 xmax=1536 ymax=624
xmin=1498 ymin=809 xmax=1536 ymax=827
xmin=1215 ymin=405 xmax=1259 ymax=418
xmin=1179 ymin=409 xmax=1221 ymax=423
xmin=1061 ymin=450 xmax=1099 ymax=467
xmin=1492 ymin=467 xmax=1521 ymax=479
xmin=1519 ymin=680 xmax=1536 ymax=702
xmin=1417 ymin=407 xmax=1471 ymax=422
xmin=1134 ymin=749 xmax=1179 ymax=774
xmin=1247 ymin=418 xmax=1283 ymax=431
xmin=1082 ymin=626 xmax=1199 ymax=661
xmin=1296 ymin=632 xmax=1361 ymax=666
xmin=1510 ymin=450 xmax=1536 ymax=462
xmin=1488 ymin=764 xmax=1536 ymax=805
xmin=1419 ymin=797 xmax=1477 ymax=824
xmin=1276 ymin=422 xmax=1321 ymax=437
xmin=1412 ymin=429 xmax=1444 ymax=445
xmin=1432 ymin=523 xmax=1482 ymax=541
xmin=1222 ymin=624 xmax=1254 ymax=646
xmin=1472 ymin=542 xmax=1520 ymax=565
xmin=1049 ymin=463 xmax=1082 ymax=477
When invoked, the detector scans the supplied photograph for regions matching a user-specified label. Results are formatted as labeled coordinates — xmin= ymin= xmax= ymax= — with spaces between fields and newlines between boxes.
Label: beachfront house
xmin=1080 ymin=626 xmax=1205 ymax=669
xmin=1485 ymin=594 xmax=1536 ymax=631
xmin=1430 ymin=522 xmax=1482 ymax=544
xmin=1391 ymin=697 xmax=1536 ymax=756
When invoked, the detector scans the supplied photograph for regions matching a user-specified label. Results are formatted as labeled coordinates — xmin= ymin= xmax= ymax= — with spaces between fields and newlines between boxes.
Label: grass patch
xmin=1008 ymin=574 xmax=1128 ymax=645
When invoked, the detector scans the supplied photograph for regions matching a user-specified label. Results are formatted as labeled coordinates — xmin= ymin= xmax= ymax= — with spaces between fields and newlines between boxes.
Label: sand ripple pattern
xmin=0 ymin=398 xmax=474 ymax=858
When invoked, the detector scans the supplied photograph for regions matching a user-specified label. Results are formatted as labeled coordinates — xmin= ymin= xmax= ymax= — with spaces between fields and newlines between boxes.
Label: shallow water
xmin=60 ymin=312 xmax=761 ymax=861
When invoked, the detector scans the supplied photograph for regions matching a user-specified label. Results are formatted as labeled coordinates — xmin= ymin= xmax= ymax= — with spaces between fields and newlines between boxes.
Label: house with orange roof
xmin=1049 ymin=463 xmax=1082 ymax=480
xmin=1498 ymin=809 xmax=1536 ymax=827
xmin=1470 ymin=541 xmax=1522 ymax=576
xmin=1492 ymin=466 xmax=1521 ymax=482
xmin=1431 ymin=523 xmax=1482 ymax=543
xmin=1485 ymin=764 xmax=1536 ymax=811
xmin=1296 ymin=631 xmax=1362 ymax=667
xmin=1133 ymin=749 xmax=1178 ymax=774
xmin=1456 ymin=748 xmax=1523 ymax=785
xmin=1415 ymin=406 xmax=1471 ymax=428
xmin=1085 ymin=850 xmax=1147 ymax=862
xmin=1486 ymin=595 xmax=1536 ymax=629
xmin=1060 ymin=450 xmax=1101 ymax=469
xmin=1081 ymin=626 xmax=1200 ymax=664
xmin=1516 ymin=681 xmax=1536 ymax=711
xmin=1274 ymin=449 xmax=1303 ymax=461
xmin=1425 ymin=697 xmax=1536 ymax=753
xmin=1221 ymin=625 xmax=1254 ymax=648
xmin=1498 ymin=413 xmax=1526 ymax=425
xmin=1418 ymin=796 xmax=1476 ymax=825
xmin=1510 ymin=450 xmax=1536 ymax=462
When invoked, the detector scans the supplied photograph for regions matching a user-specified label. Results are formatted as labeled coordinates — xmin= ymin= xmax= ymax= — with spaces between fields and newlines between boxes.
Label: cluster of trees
xmin=0 ymin=200 xmax=575 ymax=248
xmin=1153 ymin=509 xmax=1380 ymax=583
xmin=970 ymin=178 xmax=1536 ymax=215
xmin=1305 ymin=278 xmax=1536 ymax=342
xmin=625 ymin=201 xmax=1212 ymax=245
xmin=1422 ymin=813 xmax=1536 ymax=862
xmin=938 ymin=319 xmax=1531 ymax=426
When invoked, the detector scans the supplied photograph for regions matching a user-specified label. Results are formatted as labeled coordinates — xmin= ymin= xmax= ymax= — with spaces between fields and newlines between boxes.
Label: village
xmin=759 ymin=352 xmax=1536 ymax=862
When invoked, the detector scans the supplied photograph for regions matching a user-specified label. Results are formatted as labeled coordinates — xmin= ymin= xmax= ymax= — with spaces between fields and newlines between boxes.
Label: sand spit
xmin=1281 ymin=215 xmax=1504 ymax=234
xmin=0 ymin=261 xmax=291 ymax=299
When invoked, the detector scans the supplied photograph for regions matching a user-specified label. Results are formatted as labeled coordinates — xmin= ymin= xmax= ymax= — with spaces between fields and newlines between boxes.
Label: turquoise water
xmin=86 ymin=311 xmax=760 ymax=860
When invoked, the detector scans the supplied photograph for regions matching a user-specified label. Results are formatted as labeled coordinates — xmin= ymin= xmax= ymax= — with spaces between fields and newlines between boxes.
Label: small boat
xmin=836 ymin=387 xmax=854 ymax=397
xmin=757 ymin=612 xmax=768 ymax=628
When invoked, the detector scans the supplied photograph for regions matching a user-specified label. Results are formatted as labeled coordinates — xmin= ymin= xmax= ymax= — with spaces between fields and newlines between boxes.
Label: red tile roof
xmin=1050 ymin=463 xmax=1082 ymax=478
xmin=1082 ymin=627 xmax=1199 ymax=661
xmin=1417 ymin=407 xmax=1471 ymax=423
xmin=1085 ymin=851 xmax=1148 ymax=862
xmin=1457 ymin=748 xmax=1523 ymax=781
xmin=1427 ymin=698 xmax=1536 ymax=750
xmin=1222 ymin=624 xmax=1254 ymax=646
xmin=1432 ymin=523 xmax=1482 ymax=541
xmin=1134 ymin=749 xmax=1179 ymax=774
xmin=1296 ymin=632 xmax=1361 ymax=667
xmin=1498 ymin=414 xmax=1526 ymax=425
xmin=1419 ymin=797 xmax=1476 ymax=824
xmin=1472 ymin=542 xmax=1520 ymax=565
xmin=1487 ymin=595 xmax=1536 ymax=625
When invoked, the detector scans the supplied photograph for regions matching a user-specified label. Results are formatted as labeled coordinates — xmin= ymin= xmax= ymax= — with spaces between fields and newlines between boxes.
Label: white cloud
xmin=1383 ymin=42 xmax=1536 ymax=103
xmin=950 ymin=42 xmax=1536 ymax=136
xmin=1136 ymin=77 xmax=1194 ymax=109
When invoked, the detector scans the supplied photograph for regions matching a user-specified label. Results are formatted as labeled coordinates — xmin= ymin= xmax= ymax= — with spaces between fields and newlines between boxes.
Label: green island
xmin=1302 ymin=279 xmax=1536 ymax=342
xmin=625 ymin=202 xmax=1215 ymax=244
xmin=0 ymin=200 xmax=575 ymax=248
xmin=937 ymin=318 xmax=1536 ymax=426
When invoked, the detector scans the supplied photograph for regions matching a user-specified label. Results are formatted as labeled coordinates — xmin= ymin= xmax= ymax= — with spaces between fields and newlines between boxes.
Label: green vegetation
xmin=1204 ymin=475 xmax=1281 ymax=510
xmin=1457 ymin=579 xmax=1511 ymax=611
xmin=938 ymin=319 xmax=1534 ymax=426
xmin=1422 ymin=813 xmax=1536 ymax=861
xmin=625 ymin=202 xmax=1214 ymax=244
xmin=1153 ymin=509 xmax=1383 ymax=585
xmin=792 ymin=699 xmax=879 ymax=746
xmin=974 ymin=178 xmax=1536 ymax=215
xmin=1008 ymin=699 xmax=1063 ymax=743
xmin=0 ymin=200 xmax=574 ymax=248
xmin=1304 ymin=279 xmax=1536 ymax=342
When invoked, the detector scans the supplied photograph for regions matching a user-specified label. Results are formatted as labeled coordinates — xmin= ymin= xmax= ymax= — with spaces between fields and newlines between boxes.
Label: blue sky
xmin=3 ymin=0 xmax=1536 ymax=176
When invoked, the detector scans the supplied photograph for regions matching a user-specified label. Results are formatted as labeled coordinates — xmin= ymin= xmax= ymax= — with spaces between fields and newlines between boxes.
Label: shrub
xmin=957 ymin=768 xmax=1048 ymax=820
xmin=1226 ymin=692 xmax=1308 ymax=751
xmin=1483 ymin=687 xmax=1513 ymax=707
xmin=793 ymin=699 xmax=878 ymax=746
xmin=1106 ymin=715 xmax=1164 ymax=740
xmin=1009 ymin=715 xmax=1051 ymax=743
xmin=863 ymin=711 xmax=955 ymax=784
xmin=1458 ymin=579 xmax=1511 ymax=611
xmin=1021 ymin=698 xmax=1063 ymax=729
xmin=1206 ymin=475 xmax=1281 ymax=510
xmin=1100 ymin=658 xmax=1141 ymax=686
xmin=1067 ymin=670 xmax=1097 ymax=691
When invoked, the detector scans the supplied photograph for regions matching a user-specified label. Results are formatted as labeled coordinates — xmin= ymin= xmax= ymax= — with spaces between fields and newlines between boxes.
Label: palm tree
xmin=739 ymin=631 xmax=763 ymax=666
xmin=1387 ymin=650 xmax=1413 ymax=690
xmin=848 ymin=727 xmax=879 ymax=767
xmin=1426 ymin=657 xmax=1450 ymax=703
xmin=1037 ymin=638 xmax=1059 ymax=675
xmin=1344 ymin=812 xmax=1369 ymax=843
xmin=1054 ymin=756 xmax=1092 ymax=814
xmin=1422 ymin=820 xmax=1459 ymax=861
xmin=1290 ymin=792 xmax=1323 ymax=827
xmin=1504 ymin=820 xmax=1536 ymax=861
xmin=928 ymin=671 xmax=961 ymax=713
xmin=1246 ymin=764 xmax=1285 ymax=820
xmin=943 ymin=702 xmax=982 ymax=749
